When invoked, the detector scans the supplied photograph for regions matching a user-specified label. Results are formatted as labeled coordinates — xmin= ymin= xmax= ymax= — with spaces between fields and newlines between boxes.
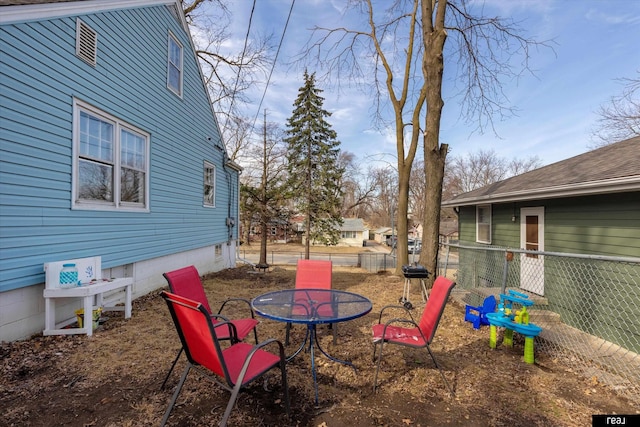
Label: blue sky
xmin=216 ymin=0 xmax=639 ymax=168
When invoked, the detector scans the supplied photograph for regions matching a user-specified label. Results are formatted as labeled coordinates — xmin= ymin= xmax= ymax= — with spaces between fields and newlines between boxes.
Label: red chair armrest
xmin=377 ymin=304 xmax=415 ymax=324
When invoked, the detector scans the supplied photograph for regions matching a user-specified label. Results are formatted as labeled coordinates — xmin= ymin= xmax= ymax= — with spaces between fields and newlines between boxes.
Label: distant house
xmin=338 ymin=218 xmax=368 ymax=246
xmin=0 ymin=1 xmax=240 ymax=341
xmin=246 ymin=217 xmax=294 ymax=244
xmin=373 ymin=227 xmax=393 ymax=244
xmin=408 ymin=224 xmax=423 ymax=240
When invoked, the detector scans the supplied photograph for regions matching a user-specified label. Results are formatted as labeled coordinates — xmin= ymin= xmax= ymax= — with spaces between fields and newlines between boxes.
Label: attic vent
xmin=166 ymin=4 xmax=181 ymax=23
xmin=76 ymin=19 xmax=97 ymax=66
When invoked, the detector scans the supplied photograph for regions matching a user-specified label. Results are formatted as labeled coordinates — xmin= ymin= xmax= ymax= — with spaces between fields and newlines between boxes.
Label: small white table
xmin=43 ymin=278 xmax=133 ymax=336
xmin=43 ymin=257 xmax=133 ymax=336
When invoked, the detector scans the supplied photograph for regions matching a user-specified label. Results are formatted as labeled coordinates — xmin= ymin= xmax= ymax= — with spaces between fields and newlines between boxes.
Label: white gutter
xmin=0 ymin=0 xmax=178 ymax=25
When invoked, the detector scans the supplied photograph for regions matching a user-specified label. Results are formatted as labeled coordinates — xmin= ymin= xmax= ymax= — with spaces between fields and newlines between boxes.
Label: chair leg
xmin=372 ymin=341 xmax=385 ymax=393
xmin=424 ymin=344 xmax=454 ymax=396
xmin=161 ymin=347 xmax=184 ymax=390
xmin=160 ymin=363 xmax=191 ymax=427
xmin=281 ymin=359 xmax=291 ymax=418
xmin=220 ymin=381 xmax=243 ymax=427
xmin=252 ymin=326 xmax=259 ymax=345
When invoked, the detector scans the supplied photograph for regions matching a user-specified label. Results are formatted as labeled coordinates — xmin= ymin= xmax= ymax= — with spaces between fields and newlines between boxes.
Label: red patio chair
xmin=160 ymin=291 xmax=289 ymax=427
xmin=285 ymin=259 xmax=337 ymax=345
xmin=160 ymin=265 xmax=259 ymax=389
xmin=372 ymin=276 xmax=456 ymax=395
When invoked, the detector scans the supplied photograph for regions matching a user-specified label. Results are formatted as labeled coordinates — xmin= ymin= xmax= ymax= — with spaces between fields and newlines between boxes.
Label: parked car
xmin=408 ymin=239 xmax=422 ymax=254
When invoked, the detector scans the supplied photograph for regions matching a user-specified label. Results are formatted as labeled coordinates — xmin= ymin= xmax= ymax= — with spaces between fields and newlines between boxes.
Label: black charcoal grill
xmin=402 ymin=264 xmax=430 ymax=278
xmin=400 ymin=264 xmax=431 ymax=309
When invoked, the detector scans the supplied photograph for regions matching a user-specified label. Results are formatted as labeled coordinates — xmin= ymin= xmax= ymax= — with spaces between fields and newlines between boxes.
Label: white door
xmin=520 ymin=207 xmax=545 ymax=295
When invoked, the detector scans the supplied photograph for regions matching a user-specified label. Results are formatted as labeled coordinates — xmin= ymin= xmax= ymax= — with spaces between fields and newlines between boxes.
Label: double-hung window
xmin=73 ymin=99 xmax=149 ymax=211
xmin=204 ymin=161 xmax=215 ymax=207
xmin=167 ymin=32 xmax=183 ymax=96
xmin=476 ymin=204 xmax=492 ymax=244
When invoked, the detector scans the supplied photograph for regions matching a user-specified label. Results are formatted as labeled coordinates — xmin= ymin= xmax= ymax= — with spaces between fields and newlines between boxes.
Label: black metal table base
xmin=287 ymin=324 xmax=356 ymax=405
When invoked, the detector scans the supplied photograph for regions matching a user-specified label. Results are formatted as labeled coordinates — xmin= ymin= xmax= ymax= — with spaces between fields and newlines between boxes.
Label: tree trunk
xmin=259 ymin=217 xmax=268 ymax=265
xmin=259 ymin=111 xmax=269 ymax=266
xmin=395 ymin=166 xmax=411 ymax=271
xmin=419 ymin=0 xmax=449 ymax=286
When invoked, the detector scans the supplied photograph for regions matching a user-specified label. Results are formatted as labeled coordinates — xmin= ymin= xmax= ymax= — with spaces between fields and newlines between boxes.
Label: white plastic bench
xmin=43 ymin=256 xmax=133 ymax=336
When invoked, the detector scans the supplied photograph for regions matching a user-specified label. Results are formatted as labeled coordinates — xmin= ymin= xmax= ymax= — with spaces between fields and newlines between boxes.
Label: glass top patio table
xmin=252 ymin=289 xmax=372 ymax=324
xmin=252 ymin=289 xmax=372 ymax=406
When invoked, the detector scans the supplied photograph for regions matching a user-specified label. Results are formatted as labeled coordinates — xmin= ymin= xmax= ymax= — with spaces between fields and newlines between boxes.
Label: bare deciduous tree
xmin=367 ymin=166 xmax=398 ymax=228
xmin=239 ymin=114 xmax=288 ymax=265
xmin=300 ymin=0 xmax=548 ymax=276
xmin=340 ymin=152 xmax=379 ymax=219
xmin=182 ymin=0 xmax=272 ymax=151
xmin=591 ymin=73 xmax=640 ymax=148
xmin=444 ymin=149 xmax=541 ymax=197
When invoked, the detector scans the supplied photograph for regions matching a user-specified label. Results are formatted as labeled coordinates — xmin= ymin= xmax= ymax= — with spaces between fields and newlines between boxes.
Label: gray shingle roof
xmin=443 ymin=137 xmax=640 ymax=207
xmin=341 ymin=218 xmax=366 ymax=231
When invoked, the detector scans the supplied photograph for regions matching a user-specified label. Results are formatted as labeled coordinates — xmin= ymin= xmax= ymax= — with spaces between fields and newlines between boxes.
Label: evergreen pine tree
xmin=285 ymin=70 xmax=344 ymax=257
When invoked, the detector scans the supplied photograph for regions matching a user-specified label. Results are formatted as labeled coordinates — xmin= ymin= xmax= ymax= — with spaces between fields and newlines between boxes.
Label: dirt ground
xmin=1 ymin=264 xmax=638 ymax=427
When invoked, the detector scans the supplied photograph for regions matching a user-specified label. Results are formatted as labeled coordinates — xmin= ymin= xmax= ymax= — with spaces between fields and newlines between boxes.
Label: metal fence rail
xmin=439 ymin=242 xmax=640 ymax=400
xmin=238 ymin=250 xmax=362 ymax=267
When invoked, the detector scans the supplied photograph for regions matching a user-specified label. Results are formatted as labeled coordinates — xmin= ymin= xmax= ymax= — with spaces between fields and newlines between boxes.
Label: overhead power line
xmin=250 ymin=0 xmax=297 ymax=129
xmin=222 ymin=0 xmax=257 ymax=134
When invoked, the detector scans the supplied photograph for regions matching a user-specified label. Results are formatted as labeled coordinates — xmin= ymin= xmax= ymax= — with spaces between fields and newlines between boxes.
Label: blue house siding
xmin=0 ymin=3 xmax=238 ymax=293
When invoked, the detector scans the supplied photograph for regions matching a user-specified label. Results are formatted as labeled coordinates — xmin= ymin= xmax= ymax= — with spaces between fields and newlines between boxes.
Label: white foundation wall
xmin=0 ymin=242 xmax=237 ymax=342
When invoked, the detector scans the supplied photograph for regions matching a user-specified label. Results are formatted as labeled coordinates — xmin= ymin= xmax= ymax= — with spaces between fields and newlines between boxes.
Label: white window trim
xmin=71 ymin=98 xmax=150 ymax=212
xmin=204 ymin=161 xmax=216 ymax=207
xmin=476 ymin=204 xmax=492 ymax=244
xmin=167 ymin=31 xmax=183 ymax=97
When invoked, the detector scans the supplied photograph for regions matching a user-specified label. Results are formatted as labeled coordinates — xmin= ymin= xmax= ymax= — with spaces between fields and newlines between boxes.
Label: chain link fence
xmin=439 ymin=242 xmax=640 ymax=400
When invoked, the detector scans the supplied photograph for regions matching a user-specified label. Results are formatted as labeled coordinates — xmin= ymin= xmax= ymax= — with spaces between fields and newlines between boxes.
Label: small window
xmin=476 ymin=205 xmax=492 ymax=244
xmin=73 ymin=99 xmax=149 ymax=211
xmin=76 ymin=19 xmax=97 ymax=66
xmin=204 ymin=161 xmax=215 ymax=206
xmin=271 ymin=226 xmax=277 ymax=236
xmin=215 ymin=244 xmax=222 ymax=257
xmin=167 ymin=32 xmax=183 ymax=96
xmin=341 ymin=231 xmax=356 ymax=239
